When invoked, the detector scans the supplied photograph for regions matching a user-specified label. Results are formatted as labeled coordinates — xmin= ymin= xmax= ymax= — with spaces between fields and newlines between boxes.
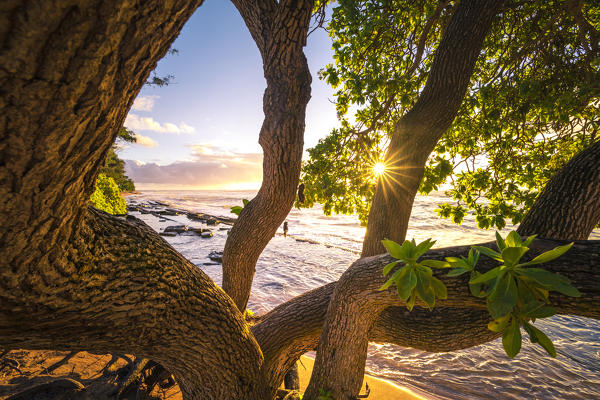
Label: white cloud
xmin=125 ymin=113 xmax=196 ymax=134
xmin=124 ymin=143 xmax=263 ymax=189
xmin=134 ymin=133 xmax=157 ymax=148
xmin=131 ymin=95 xmax=159 ymax=112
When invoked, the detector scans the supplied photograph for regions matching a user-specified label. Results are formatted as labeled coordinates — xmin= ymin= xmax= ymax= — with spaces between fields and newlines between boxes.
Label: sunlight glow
xmin=373 ymin=162 xmax=386 ymax=176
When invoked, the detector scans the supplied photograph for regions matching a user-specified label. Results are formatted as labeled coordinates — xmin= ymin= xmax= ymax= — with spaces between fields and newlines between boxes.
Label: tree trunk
xmin=223 ymin=0 xmax=314 ymax=311
xmin=0 ymin=1 xmax=271 ymax=398
xmin=518 ymin=140 xmax=600 ymax=239
xmin=361 ymin=0 xmax=504 ymax=257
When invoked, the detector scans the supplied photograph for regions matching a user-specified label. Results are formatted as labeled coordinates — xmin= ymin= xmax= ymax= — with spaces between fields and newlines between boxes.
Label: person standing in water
xmin=283 ymin=221 xmax=288 ymax=237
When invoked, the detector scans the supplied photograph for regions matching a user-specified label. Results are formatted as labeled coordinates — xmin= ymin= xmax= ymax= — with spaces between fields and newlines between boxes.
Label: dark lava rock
xmin=208 ymin=251 xmax=223 ymax=263
xmin=164 ymin=225 xmax=187 ymax=234
xmin=187 ymin=213 xmax=205 ymax=221
xmin=159 ymin=232 xmax=177 ymax=237
xmin=188 ymin=227 xmax=210 ymax=234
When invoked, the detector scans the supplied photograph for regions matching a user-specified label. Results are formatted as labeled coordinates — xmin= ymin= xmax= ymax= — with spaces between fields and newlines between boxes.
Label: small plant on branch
xmin=381 ymin=231 xmax=580 ymax=358
xmin=230 ymin=198 xmax=250 ymax=216
xmin=379 ymin=238 xmax=450 ymax=311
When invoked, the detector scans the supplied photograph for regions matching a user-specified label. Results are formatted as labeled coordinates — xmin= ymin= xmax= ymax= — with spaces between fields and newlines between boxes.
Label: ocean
xmin=127 ymin=190 xmax=600 ymax=400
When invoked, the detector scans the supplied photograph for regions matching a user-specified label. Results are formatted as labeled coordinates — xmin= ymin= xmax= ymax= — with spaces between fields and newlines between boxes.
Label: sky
xmin=121 ymin=0 xmax=339 ymax=190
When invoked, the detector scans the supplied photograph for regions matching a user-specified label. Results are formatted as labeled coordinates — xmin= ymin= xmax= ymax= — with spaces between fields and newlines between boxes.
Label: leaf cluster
xmin=301 ymin=0 xmax=600 ymax=227
xmin=90 ymin=173 xmax=127 ymax=215
xmin=381 ymin=231 xmax=580 ymax=358
xmin=471 ymin=232 xmax=579 ymax=358
xmin=379 ymin=238 xmax=448 ymax=310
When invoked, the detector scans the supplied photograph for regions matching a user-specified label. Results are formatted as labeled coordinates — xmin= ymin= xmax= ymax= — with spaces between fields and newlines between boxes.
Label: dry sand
xmin=0 ymin=350 xmax=426 ymax=399
xmin=297 ymin=355 xmax=427 ymax=400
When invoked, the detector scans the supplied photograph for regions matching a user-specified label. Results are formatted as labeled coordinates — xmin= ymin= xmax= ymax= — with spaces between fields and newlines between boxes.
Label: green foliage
xmin=101 ymin=148 xmax=136 ymax=192
xmin=471 ymin=231 xmax=578 ymax=358
xmin=99 ymin=127 xmax=136 ymax=192
xmin=230 ymin=198 xmax=250 ymax=216
xmin=301 ymin=0 xmax=600 ymax=227
xmin=90 ymin=174 xmax=127 ymax=215
xmin=382 ymin=232 xmax=579 ymax=358
xmin=379 ymin=238 xmax=449 ymax=311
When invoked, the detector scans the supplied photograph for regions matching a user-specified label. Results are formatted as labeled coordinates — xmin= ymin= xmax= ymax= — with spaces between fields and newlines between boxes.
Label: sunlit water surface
xmin=127 ymin=190 xmax=600 ymax=399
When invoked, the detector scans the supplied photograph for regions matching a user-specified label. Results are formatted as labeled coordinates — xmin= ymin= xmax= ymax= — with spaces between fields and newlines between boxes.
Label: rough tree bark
xmin=361 ymin=0 xmax=504 ymax=257
xmin=223 ymin=0 xmax=314 ymax=311
xmin=518 ymin=140 xmax=600 ymax=239
xmin=0 ymin=1 xmax=270 ymax=398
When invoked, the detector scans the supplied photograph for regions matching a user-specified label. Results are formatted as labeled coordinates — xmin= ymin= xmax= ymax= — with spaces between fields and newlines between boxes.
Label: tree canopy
xmin=301 ymin=0 xmax=600 ymax=228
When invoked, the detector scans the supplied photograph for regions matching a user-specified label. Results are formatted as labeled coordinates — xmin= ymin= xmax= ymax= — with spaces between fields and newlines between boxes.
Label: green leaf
xmin=523 ymin=234 xmax=537 ymax=247
xmin=420 ymin=260 xmax=450 ymax=269
xmin=521 ymin=243 xmax=573 ymax=266
xmin=469 ymin=271 xmax=486 ymax=297
xmin=505 ymin=231 xmax=523 ymax=247
xmin=488 ymin=314 xmax=511 ymax=332
xmin=501 ymin=246 xmax=529 ymax=267
xmin=447 ymin=267 xmax=469 ymax=277
xmin=473 ymin=246 xmax=503 ymax=262
xmin=379 ymin=266 xmax=406 ymax=291
xmin=396 ymin=268 xmax=417 ymax=300
xmin=430 ymin=276 xmax=447 ymax=299
xmin=400 ymin=240 xmax=416 ymax=260
xmin=487 ymin=272 xmax=518 ymax=319
xmin=521 ymin=301 xmax=556 ymax=319
xmin=415 ymin=270 xmax=435 ymax=309
xmin=407 ymin=292 xmax=416 ymax=311
xmin=468 ymin=248 xmax=480 ymax=267
xmin=382 ymin=261 xmax=400 ymax=276
xmin=523 ymin=322 xmax=557 ymax=357
xmin=414 ymin=238 xmax=436 ymax=258
xmin=230 ymin=206 xmax=243 ymax=216
xmin=242 ymin=198 xmax=250 ymax=206
xmin=470 ymin=266 xmax=501 ymax=284
xmin=518 ymin=268 xmax=581 ymax=297
xmin=502 ymin=317 xmax=522 ymax=358
xmin=495 ymin=231 xmax=506 ymax=250
xmin=382 ymin=239 xmax=405 ymax=259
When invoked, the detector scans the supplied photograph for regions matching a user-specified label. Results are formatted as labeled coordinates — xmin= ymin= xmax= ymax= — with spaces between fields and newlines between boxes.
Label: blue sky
xmin=122 ymin=0 xmax=339 ymax=190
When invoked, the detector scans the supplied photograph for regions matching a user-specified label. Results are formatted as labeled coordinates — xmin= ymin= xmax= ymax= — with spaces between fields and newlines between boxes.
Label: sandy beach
xmin=0 ymin=350 xmax=425 ymax=399
xmin=297 ymin=355 xmax=427 ymax=400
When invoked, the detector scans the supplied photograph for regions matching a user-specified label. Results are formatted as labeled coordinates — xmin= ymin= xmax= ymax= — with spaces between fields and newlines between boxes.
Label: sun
xmin=373 ymin=161 xmax=386 ymax=176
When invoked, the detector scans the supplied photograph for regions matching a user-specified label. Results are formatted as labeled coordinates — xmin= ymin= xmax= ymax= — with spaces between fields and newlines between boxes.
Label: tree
xmin=100 ymin=127 xmax=137 ymax=193
xmin=0 ymin=1 xmax=599 ymax=400
xmin=90 ymin=127 xmax=136 ymax=215
xmin=300 ymin=0 xmax=599 ymax=255
xmin=90 ymin=173 xmax=127 ymax=214
xmin=222 ymin=0 xmax=315 ymax=311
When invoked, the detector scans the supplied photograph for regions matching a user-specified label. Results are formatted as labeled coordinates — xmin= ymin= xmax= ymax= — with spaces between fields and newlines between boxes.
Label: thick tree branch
xmin=223 ymin=0 xmax=314 ymax=310
xmin=0 ymin=1 xmax=273 ymax=398
xmin=518 ymin=140 xmax=600 ymax=239
xmin=0 ymin=209 xmax=269 ymax=399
